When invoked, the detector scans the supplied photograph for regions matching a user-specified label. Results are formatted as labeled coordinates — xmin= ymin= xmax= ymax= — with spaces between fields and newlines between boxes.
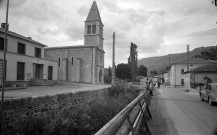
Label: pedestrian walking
xmin=157 ymin=81 xmax=161 ymax=88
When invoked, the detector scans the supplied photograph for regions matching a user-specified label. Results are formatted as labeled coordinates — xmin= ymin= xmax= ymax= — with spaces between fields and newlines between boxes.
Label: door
xmin=35 ymin=64 xmax=43 ymax=79
xmin=48 ymin=66 xmax=53 ymax=80
xmin=17 ymin=62 xmax=25 ymax=80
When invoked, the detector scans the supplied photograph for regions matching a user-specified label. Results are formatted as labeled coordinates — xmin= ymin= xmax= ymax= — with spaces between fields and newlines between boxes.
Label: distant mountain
xmin=138 ymin=46 xmax=216 ymax=73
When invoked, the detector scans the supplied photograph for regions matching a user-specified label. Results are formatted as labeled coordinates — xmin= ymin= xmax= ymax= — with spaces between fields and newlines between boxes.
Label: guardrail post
xmin=146 ymin=105 xmax=152 ymax=119
xmin=138 ymin=101 xmax=151 ymax=135
xmin=126 ymin=114 xmax=135 ymax=135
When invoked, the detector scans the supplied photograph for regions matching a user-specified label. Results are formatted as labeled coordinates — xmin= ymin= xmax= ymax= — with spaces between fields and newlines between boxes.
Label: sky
xmin=0 ymin=0 xmax=217 ymax=68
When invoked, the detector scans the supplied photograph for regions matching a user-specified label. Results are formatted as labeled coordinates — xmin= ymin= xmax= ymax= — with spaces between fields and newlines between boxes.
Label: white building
xmin=169 ymin=58 xmax=212 ymax=87
xmin=0 ymin=25 xmax=57 ymax=86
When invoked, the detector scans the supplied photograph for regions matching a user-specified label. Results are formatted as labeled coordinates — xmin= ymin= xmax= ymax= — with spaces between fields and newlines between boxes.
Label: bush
xmin=17 ymin=116 xmax=46 ymax=135
xmin=104 ymin=76 xmax=112 ymax=84
xmin=108 ymin=84 xmax=126 ymax=97
xmin=6 ymin=85 xmax=139 ymax=135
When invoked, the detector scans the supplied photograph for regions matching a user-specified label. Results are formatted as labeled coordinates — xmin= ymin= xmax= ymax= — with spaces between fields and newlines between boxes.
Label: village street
xmin=149 ymin=86 xmax=217 ymax=135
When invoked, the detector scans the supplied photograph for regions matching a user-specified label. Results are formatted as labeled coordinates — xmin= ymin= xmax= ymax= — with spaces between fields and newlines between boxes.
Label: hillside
xmin=138 ymin=46 xmax=216 ymax=73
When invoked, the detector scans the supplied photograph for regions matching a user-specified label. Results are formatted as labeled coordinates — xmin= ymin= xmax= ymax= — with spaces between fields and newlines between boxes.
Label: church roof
xmin=86 ymin=1 xmax=102 ymax=23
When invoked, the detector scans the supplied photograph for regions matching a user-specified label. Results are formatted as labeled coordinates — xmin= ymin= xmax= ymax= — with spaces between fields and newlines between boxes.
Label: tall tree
xmin=138 ymin=65 xmax=147 ymax=77
xmin=150 ymin=70 xmax=158 ymax=76
xmin=116 ymin=63 xmax=132 ymax=80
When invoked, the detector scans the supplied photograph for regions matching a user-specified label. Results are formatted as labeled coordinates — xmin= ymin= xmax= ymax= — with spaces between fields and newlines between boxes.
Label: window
xmin=181 ymin=79 xmax=184 ymax=85
xmin=0 ymin=37 xmax=4 ymax=50
xmin=100 ymin=53 xmax=102 ymax=63
xmin=87 ymin=25 xmax=91 ymax=34
xmin=92 ymin=25 xmax=96 ymax=34
xmin=35 ymin=47 xmax=41 ymax=57
xmin=18 ymin=42 xmax=26 ymax=54
xmin=181 ymin=69 xmax=184 ymax=74
xmin=58 ymin=58 xmax=61 ymax=66
xmin=17 ymin=62 xmax=25 ymax=80
xmin=71 ymin=57 xmax=74 ymax=65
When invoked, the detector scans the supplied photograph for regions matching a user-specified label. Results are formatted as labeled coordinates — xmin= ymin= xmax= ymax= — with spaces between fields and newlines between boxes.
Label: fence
xmin=95 ymin=90 xmax=152 ymax=135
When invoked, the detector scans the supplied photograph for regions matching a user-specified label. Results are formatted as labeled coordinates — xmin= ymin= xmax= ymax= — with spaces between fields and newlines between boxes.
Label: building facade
xmin=184 ymin=64 xmax=217 ymax=88
xmin=169 ymin=58 xmax=212 ymax=87
xmin=45 ymin=1 xmax=104 ymax=84
xmin=0 ymin=27 xmax=57 ymax=86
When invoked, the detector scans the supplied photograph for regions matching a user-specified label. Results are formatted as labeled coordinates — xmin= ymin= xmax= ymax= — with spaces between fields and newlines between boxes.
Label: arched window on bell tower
xmin=92 ymin=24 xmax=96 ymax=34
xmin=87 ymin=25 xmax=91 ymax=34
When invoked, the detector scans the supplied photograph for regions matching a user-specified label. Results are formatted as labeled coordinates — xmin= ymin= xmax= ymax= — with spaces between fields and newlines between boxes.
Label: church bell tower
xmin=84 ymin=1 xmax=104 ymax=50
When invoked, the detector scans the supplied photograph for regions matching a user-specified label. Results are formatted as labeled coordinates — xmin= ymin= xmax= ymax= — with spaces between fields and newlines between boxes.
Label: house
xmin=169 ymin=58 xmax=212 ymax=87
xmin=45 ymin=1 xmax=104 ymax=84
xmin=162 ymin=71 xmax=169 ymax=84
xmin=184 ymin=64 xmax=217 ymax=88
xmin=0 ymin=25 xmax=57 ymax=86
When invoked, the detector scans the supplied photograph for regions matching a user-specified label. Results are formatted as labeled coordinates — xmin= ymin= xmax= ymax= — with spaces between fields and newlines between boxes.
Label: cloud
xmin=0 ymin=0 xmax=217 ymax=67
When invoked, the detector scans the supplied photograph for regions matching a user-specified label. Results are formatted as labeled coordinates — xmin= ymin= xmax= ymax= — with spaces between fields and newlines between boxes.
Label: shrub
xmin=6 ymin=85 xmax=139 ymax=135
xmin=17 ymin=116 xmax=46 ymax=135
xmin=108 ymin=84 xmax=125 ymax=97
xmin=104 ymin=76 xmax=112 ymax=84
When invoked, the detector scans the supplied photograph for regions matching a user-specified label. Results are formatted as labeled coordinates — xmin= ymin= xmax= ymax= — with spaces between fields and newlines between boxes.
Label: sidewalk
xmin=1 ymin=82 xmax=111 ymax=99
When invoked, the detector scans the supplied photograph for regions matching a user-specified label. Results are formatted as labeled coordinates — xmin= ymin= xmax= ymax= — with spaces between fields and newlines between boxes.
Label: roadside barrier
xmin=95 ymin=90 xmax=152 ymax=135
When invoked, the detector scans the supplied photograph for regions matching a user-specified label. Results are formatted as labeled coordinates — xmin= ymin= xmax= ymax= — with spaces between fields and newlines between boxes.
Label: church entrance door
xmin=99 ymin=70 xmax=102 ymax=84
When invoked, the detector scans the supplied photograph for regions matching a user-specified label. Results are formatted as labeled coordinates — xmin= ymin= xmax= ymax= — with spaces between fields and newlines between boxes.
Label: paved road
xmin=149 ymin=86 xmax=217 ymax=135
xmin=1 ymin=82 xmax=111 ymax=99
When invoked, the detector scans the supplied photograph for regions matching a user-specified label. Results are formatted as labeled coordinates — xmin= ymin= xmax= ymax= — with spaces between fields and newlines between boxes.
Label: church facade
xmin=45 ymin=1 xmax=104 ymax=84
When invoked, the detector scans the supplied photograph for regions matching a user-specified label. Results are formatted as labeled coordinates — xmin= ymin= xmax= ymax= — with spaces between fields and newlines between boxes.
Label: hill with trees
xmin=138 ymin=46 xmax=217 ymax=74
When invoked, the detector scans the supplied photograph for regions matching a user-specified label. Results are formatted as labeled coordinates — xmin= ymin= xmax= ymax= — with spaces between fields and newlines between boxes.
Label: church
xmin=45 ymin=1 xmax=104 ymax=84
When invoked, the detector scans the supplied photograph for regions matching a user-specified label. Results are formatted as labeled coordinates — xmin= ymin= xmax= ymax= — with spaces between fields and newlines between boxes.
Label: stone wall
xmin=1 ymin=88 xmax=110 ymax=133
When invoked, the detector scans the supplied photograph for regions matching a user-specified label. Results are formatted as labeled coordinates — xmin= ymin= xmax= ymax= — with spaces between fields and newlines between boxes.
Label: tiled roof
xmin=173 ymin=58 xmax=212 ymax=64
xmin=192 ymin=64 xmax=217 ymax=72
xmin=86 ymin=1 xmax=102 ymax=23
xmin=0 ymin=28 xmax=46 ymax=47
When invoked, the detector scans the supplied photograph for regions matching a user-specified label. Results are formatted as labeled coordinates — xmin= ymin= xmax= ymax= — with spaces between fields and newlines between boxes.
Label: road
xmin=148 ymin=86 xmax=217 ymax=135
xmin=1 ymin=82 xmax=111 ymax=99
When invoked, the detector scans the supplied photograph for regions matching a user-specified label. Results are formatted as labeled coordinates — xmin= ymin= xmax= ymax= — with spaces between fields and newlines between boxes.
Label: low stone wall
xmin=1 ymin=88 xmax=110 ymax=133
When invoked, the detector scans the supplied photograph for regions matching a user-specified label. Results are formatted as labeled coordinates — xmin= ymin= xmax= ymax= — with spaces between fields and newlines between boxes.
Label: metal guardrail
xmin=95 ymin=90 xmax=152 ymax=135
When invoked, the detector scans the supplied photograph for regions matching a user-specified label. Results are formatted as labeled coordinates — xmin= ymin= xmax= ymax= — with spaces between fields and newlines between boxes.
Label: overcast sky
xmin=0 ymin=0 xmax=217 ymax=67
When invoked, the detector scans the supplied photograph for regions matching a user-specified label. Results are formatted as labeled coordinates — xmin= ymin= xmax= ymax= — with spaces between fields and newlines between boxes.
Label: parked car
xmin=199 ymin=83 xmax=217 ymax=105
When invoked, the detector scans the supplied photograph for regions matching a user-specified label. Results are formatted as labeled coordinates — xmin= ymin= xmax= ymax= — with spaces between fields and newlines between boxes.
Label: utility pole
xmin=112 ymin=32 xmax=116 ymax=86
xmin=1 ymin=0 xmax=9 ymax=134
xmin=187 ymin=45 xmax=190 ymax=71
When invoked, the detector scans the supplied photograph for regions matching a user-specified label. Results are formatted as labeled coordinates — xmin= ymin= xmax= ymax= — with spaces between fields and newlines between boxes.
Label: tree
xmin=108 ymin=66 xmax=112 ymax=77
xmin=150 ymin=70 xmax=158 ymax=76
xmin=116 ymin=63 xmax=132 ymax=80
xmin=137 ymin=65 xmax=147 ymax=77
xmin=165 ymin=66 xmax=171 ymax=71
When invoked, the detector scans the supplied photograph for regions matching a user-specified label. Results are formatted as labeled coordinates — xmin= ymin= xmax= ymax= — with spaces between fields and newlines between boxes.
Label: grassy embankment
xmin=11 ymin=84 xmax=140 ymax=135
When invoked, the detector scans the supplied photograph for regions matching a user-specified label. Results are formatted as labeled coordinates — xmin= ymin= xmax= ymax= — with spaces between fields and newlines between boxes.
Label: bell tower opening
xmin=84 ymin=1 xmax=104 ymax=50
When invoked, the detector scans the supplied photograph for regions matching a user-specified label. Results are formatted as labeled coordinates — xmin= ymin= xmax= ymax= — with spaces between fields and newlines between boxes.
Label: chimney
xmin=1 ymin=23 xmax=9 ymax=30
